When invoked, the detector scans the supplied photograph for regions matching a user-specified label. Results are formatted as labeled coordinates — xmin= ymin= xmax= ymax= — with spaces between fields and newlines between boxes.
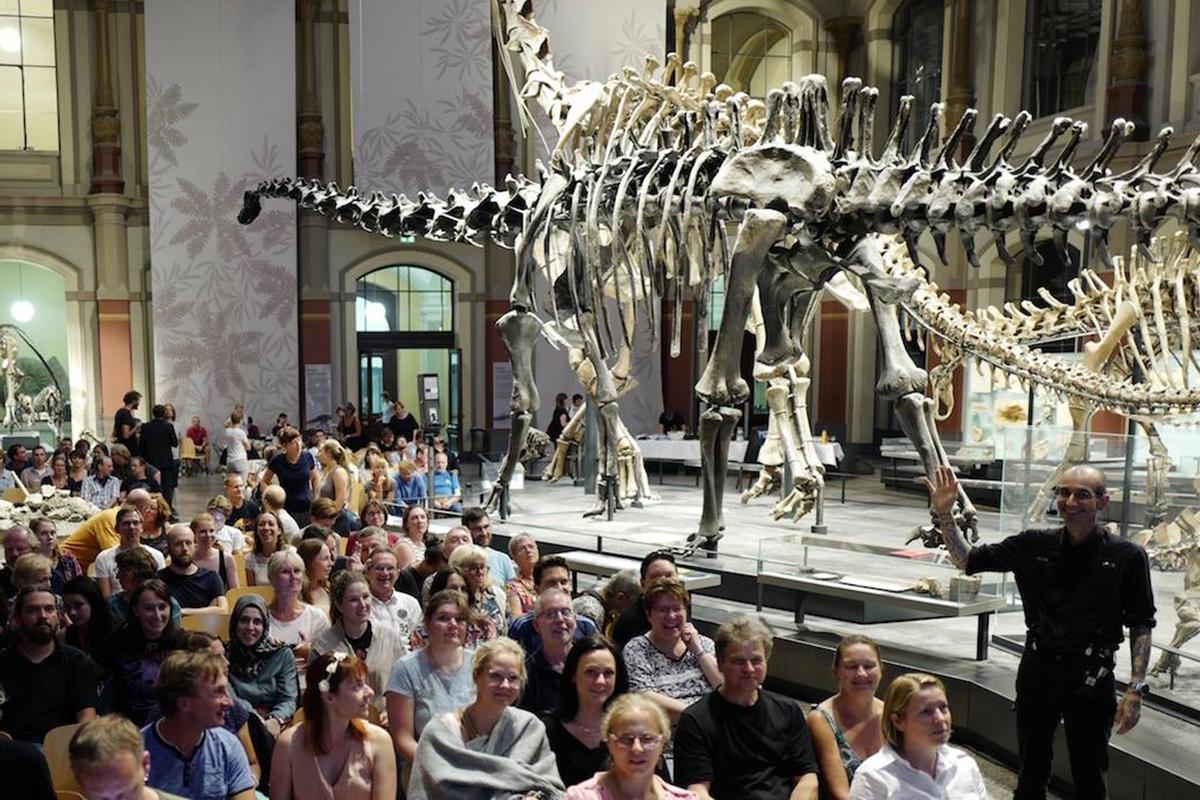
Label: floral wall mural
xmin=350 ymin=0 xmax=494 ymax=196
xmin=145 ymin=0 xmax=298 ymax=436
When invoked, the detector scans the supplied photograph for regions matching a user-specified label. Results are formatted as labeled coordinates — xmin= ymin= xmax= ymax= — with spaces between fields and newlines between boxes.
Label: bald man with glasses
xmin=927 ymin=464 xmax=1155 ymax=799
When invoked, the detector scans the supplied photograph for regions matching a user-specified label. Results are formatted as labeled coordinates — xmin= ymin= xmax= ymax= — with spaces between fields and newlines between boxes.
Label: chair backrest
xmin=43 ymin=722 xmax=83 ymax=792
xmin=180 ymin=436 xmax=197 ymax=459
xmin=226 ymin=584 xmax=275 ymax=606
xmin=180 ymin=612 xmax=231 ymax=639
xmin=349 ymin=481 xmax=366 ymax=517
xmin=56 ymin=791 xmax=87 ymax=800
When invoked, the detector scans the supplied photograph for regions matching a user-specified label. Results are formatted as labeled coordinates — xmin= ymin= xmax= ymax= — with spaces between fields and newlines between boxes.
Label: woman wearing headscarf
xmin=227 ymin=594 xmax=300 ymax=738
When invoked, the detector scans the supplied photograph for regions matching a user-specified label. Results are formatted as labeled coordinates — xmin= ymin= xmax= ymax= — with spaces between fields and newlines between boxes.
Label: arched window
xmin=1022 ymin=0 xmax=1102 ymax=117
xmin=0 ymin=0 xmax=58 ymax=151
xmin=891 ymin=0 xmax=944 ymax=152
xmin=711 ymin=12 xmax=791 ymax=98
xmin=355 ymin=265 xmax=453 ymax=334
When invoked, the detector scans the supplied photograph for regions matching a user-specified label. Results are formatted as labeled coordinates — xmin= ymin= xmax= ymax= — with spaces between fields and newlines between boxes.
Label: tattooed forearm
xmin=939 ymin=511 xmax=972 ymax=571
xmin=1129 ymin=625 xmax=1152 ymax=683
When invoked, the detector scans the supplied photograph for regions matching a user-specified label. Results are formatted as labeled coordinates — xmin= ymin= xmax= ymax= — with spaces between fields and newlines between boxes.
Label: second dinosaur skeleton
xmin=238 ymin=0 xmax=1200 ymax=551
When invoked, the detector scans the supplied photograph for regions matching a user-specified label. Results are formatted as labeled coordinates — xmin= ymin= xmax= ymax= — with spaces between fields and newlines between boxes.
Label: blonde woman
xmin=408 ymin=638 xmax=564 ymax=800
xmin=566 ymin=693 xmax=695 ymax=799
xmin=266 ymin=549 xmax=332 ymax=677
xmin=317 ymin=439 xmax=354 ymax=532
xmin=190 ymin=511 xmax=240 ymax=591
xmin=449 ymin=544 xmax=508 ymax=635
xmin=849 ymin=673 xmax=986 ymax=799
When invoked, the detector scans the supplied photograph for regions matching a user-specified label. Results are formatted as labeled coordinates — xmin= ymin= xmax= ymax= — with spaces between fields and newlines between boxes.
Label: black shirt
xmin=227 ymin=499 xmax=261 ymax=531
xmin=0 ymin=740 xmax=55 ymax=800
xmin=0 ymin=643 xmax=100 ymax=743
xmin=388 ymin=412 xmax=419 ymax=442
xmin=140 ymin=418 xmax=178 ymax=472
xmin=268 ymin=451 xmax=317 ymax=513
xmin=114 ymin=407 xmax=140 ymax=451
xmin=158 ymin=566 xmax=226 ymax=610
xmin=545 ymin=715 xmax=608 ymax=788
xmin=395 ymin=566 xmax=423 ymax=601
xmin=520 ymin=649 xmax=563 ymax=716
xmin=611 ymin=596 xmax=650 ymax=649
xmin=966 ymin=526 xmax=1156 ymax=652
xmin=674 ymin=689 xmax=818 ymax=799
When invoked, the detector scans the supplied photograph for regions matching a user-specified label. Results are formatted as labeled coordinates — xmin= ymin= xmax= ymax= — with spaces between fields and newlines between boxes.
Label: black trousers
xmin=1014 ymin=650 xmax=1117 ymax=799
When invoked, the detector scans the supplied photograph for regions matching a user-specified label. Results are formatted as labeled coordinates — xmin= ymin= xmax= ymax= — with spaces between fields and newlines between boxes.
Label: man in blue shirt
xmin=142 ymin=650 xmax=256 ymax=800
xmin=430 ymin=451 xmax=463 ymax=513
xmin=508 ymin=555 xmax=598 ymax=653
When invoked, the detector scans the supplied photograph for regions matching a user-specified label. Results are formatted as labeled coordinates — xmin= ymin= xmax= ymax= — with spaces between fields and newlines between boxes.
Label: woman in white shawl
xmin=409 ymin=637 xmax=565 ymax=800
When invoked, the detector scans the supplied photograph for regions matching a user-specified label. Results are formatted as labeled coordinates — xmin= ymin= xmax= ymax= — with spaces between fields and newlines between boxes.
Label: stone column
xmin=89 ymin=0 xmax=124 ymax=194
xmin=298 ymin=0 xmax=325 ymax=179
xmin=944 ymin=0 xmax=975 ymax=158
xmin=1106 ymin=0 xmax=1148 ymax=139
xmin=824 ymin=17 xmax=861 ymax=86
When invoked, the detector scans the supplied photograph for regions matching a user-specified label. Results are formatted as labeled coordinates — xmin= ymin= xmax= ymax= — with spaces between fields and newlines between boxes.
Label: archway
xmin=0 ymin=257 xmax=78 ymax=441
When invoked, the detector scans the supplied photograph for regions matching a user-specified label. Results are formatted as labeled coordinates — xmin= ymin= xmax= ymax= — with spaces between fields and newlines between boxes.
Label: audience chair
xmin=181 ymin=612 xmax=231 ymax=639
xmin=180 ymin=437 xmax=203 ymax=477
xmin=42 ymin=722 xmax=84 ymax=792
xmin=227 ymin=584 xmax=275 ymax=605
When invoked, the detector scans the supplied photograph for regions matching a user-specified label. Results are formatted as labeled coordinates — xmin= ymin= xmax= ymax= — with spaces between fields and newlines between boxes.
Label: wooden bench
xmin=758 ymin=569 xmax=1005 ymax=660
xmin=560 ymin=550 xmax=722 ymax=594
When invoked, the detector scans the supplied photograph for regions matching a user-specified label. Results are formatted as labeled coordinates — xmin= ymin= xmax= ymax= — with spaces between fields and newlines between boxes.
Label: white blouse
xmin=849 ymin=743 xmax=988 ymax=800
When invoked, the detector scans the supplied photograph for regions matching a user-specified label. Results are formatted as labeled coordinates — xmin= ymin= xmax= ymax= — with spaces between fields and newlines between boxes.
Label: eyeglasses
xmin=1055 ymin=487 xmax=1102 ymax=501
xmin=539 ymin=607 xmax=574 ymax=620
xmin=609 ymin=734 xmax=663 ymax=749
xmin=464 ymin=563 xmax=488 ymax=573
xmin=650 ymin=604 xmax=685 ymax=616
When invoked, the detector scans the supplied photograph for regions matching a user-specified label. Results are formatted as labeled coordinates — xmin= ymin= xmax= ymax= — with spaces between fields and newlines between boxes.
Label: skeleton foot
xmin=772 ymin=485 xmax=817 ymax=522
xmin=1149 ymin=651 xmax=1181 ymax=676
xmin=741 ymin=466 xmax=782 ymax=503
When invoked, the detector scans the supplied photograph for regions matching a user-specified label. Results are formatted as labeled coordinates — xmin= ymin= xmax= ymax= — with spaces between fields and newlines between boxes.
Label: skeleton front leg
xmin=848 ymin=237 xmax=976 ymax=546
xmin=485 ymin=310 xmax=543 ymax=515
xmin=695 ymin=209 xmax=787 ymax=540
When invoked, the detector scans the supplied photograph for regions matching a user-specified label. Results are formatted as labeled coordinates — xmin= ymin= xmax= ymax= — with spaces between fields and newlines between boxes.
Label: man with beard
xmin=0 ymin=584 xmax=99 ymax=742
xmin=158 ymin=524 xmax=226 ymax=613
xmin=462 ymin=506 xmax=516 ymax=584
xmin=519 ymin=588 xmax=577 ymax=715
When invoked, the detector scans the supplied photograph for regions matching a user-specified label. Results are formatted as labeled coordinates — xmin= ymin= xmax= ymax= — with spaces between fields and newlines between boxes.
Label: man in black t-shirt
xmin=0 ymin=586 xmax=99 ymax=742
xmin=674 ymin=616 xmax=818 ymax=800
xmin=223 ymin=474 xmax=261 ymax=531
xmin=113 ymin=390 xmax=142 ymax=453
xmin=158 ymin=524 xmax=226 ymax=612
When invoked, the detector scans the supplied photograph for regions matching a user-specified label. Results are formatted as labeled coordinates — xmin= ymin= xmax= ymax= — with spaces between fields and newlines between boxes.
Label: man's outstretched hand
xmin=924 ymin=466 xmax=959 ymax=516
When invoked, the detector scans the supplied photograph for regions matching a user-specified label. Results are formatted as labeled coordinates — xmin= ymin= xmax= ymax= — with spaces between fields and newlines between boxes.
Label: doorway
xmin=356 ymin=265 xmax=461 ymax=450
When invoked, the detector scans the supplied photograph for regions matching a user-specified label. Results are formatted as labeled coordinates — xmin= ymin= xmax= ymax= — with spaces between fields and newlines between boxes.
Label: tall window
xmin=355 ymin=265 xmax=453 ymax=334
xmin=891 ymin=0 xmax=944 ymax=153
xmin=0 ymin=0 xmax=57 ymax=151
xmin=711 ymin=12 xmax=791 ymax=99
xmin=1022 ymin=0 xmax=1102 ymax=117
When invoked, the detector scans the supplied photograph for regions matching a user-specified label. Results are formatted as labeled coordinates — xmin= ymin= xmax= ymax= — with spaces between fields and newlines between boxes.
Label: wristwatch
xmin=1128 ymin=681 xmax=1150 ymax=698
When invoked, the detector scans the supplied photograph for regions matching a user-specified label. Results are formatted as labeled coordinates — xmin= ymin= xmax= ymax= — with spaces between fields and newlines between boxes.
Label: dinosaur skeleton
xmin=238 ymin=0 xmax=1200 ymax=550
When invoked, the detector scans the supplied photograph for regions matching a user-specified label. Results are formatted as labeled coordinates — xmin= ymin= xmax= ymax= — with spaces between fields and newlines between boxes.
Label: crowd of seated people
xmin=1 ymin=404 xmax=1001 ymax=800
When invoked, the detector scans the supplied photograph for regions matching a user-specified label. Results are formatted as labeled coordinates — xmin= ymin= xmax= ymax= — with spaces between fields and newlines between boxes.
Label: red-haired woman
xmin=270 ymin=652 xmax=397 ymax=799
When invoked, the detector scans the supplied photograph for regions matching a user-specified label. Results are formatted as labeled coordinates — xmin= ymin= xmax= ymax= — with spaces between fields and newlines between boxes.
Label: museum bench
xmin=757 ymin=569 xmax=1005 ymax=661
xmin=560 ymin=550 xmax=722 ymax=594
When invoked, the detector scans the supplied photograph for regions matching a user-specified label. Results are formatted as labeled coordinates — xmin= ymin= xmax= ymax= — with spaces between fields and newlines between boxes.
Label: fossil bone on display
xmin=238 ymin=0 xmax=1200 ymax=552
